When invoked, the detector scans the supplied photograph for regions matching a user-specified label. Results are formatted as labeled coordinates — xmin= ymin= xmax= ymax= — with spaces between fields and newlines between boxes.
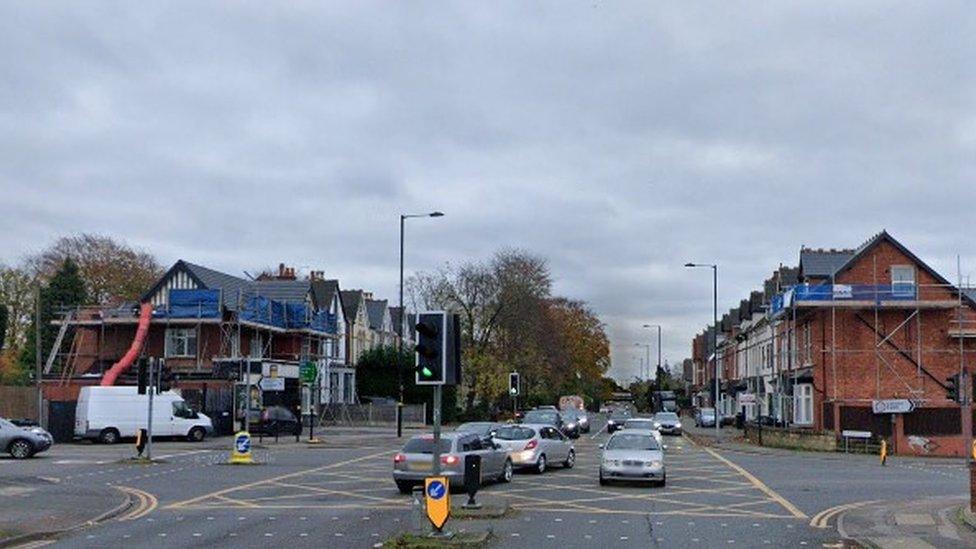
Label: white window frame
xmin=165 ymin=328 xmax=198 ymax=358
xmin=891 ymin=265 xmax=916 ymax=297
xmin=793 ymin=383 xmax=813 ymax=425
xmin=249 ymin=333 xmax=263 ymax=359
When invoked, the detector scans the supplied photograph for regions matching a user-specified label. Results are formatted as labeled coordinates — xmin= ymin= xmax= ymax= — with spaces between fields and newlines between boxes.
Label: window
xmin=892 ymin=265 xmax=916 ymax=297
xmin=249 ymin=334 xmax=263 ymax=359
xmin=172 ymin=400 xmax=191 ymax=418
xmin=794 ymin=384 xmax=813 ymax=425
xmin=165 ymin=328 xmax=197 ymax=358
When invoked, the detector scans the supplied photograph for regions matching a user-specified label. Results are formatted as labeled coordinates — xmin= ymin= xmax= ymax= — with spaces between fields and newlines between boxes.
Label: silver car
xmin=622 ymin=418 xmax=664 ymax=447
xmin=0 ymin=417 xmax=53 ymax=459
xmin=392 ymin=432 xmax=513 ymax=494
xmin=599 ymin=429 xmax=666 ymax=487
xmin=653 ymin=412 xmax=682 ymax=435
xmin=493 ymin=423 xmax=575 ymax=473
xmin=454 ymin=422 xmax=500 ymax=437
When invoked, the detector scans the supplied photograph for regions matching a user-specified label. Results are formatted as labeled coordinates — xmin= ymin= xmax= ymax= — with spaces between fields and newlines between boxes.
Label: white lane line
xmin=590 ymin=424 xmax=608 ymax=440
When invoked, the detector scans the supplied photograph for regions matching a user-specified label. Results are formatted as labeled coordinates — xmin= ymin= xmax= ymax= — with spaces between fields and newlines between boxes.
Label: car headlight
xmin=647 ymin=460 xmax=662 ymax=468
xmin=603 ymin=459 xmax=620 ymax=467
xmin=653 ymin=422 xmax=661 ymax=428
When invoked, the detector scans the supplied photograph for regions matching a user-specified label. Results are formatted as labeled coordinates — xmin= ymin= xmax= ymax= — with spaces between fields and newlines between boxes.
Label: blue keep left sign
xmin=426 ymin=480 xmax=446 ymax=500
xmin=235 ymin=433 xmax=251 ymax=454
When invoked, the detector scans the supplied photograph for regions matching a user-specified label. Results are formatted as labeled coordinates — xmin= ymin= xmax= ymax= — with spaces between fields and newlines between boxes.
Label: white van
xmin=75 ymin=386 xmax=213 ymax=444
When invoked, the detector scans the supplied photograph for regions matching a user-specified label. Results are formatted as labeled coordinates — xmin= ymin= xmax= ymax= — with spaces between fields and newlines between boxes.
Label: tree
xmin=25 ymin=234 xmax=162 ymax=305
xmin=18 ymin=259 xmax=87 ymax=381
xmin=0 ymin=304 xmax=7 ymax=352
xmin=0 ymin=265 xmax=33 ymax=352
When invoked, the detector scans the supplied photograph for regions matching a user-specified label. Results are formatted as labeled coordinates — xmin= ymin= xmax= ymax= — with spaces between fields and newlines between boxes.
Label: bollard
xmin=880 ymin=439 xmax=887 ymax=466
xmin=462 ymin=454 xmax=482 ymax=509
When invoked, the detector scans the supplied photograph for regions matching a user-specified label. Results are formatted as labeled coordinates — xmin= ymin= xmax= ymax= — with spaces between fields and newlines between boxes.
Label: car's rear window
xmin=402 ymin=438 xmax=453 ymax=453
xmin=494 ymin=426 xmax=535 ymax=440
xmin=524 ymin=411 xmax=557 ymax=423
xmin=655 ymin=413 xmax=678 ymax=421
xmin=624 ymin=420 xmax=656 ymax=430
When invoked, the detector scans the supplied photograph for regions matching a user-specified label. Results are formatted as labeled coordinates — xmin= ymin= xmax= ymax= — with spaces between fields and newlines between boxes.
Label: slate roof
xmin=340 ymin=290 xmax=363 ymax=322
xmin=143 ymin=260 xmax=252 ymax=310
xmin=311 ymin=279 xmax=341 ymax=313
xmin=389 ymin=306 xmax=405 ymax=336
xmin=365 ymin=299 xmax=389 ymax=331
xmin=799 ymin=248 xmax=855 ymax=279
xmin=252 ymin=280 xmax=312 ymax=304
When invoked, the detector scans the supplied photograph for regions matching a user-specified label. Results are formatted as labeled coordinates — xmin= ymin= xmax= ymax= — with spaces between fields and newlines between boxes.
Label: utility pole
xmin=146 ymin=357 xmax=155 ymax=461
xmin=34 ymin=285 xmax=42 ymax=425
xmin=958 ymin=257 xmax=974 ymax=512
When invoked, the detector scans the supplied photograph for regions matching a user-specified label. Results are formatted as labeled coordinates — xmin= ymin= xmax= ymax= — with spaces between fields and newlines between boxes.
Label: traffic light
xmin=946 ymin=374 xmax=959 ymax=403
xmin=157 ymin=359 xmax=173 ymax=393
xmin=509 ymin=372 xmax=520 ymax=396
xmin=137 ymin=358 xmax=148 ymax=395
xmin=414 ymin=312 xmax=461 ymax=386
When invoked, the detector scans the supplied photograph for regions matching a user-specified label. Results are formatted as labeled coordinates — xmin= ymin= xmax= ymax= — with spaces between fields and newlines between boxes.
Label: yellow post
xmin=880 ymin=439 xmax=887 ymax=466
xmin=971 ymin=440 xmax=976 ymax=462
xmin=230 ymin=431 xmax=254 ymax=465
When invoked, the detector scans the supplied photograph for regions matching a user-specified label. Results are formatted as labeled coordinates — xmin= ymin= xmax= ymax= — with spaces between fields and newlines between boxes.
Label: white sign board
xmin=833 ymin=284 xmax=853 ymax=299
xmin=738 ymin=393 xmax=756 ymax=404
xmin=872 ymin=399 xmax=914 ymax=414
xmin=259 ymin=377 xmax=285 ymax=392
xmin=842 ymin=430 xmax=872 ymax=439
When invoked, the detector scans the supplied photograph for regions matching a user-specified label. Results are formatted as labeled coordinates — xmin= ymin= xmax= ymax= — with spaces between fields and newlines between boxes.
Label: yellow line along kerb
xmin=809 ymin=500 xmax=881 ymax=528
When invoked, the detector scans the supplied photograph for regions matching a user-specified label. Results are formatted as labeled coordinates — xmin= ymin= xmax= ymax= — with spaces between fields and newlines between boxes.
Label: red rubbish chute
xmin=100 ymin=302 xmax=153 ymax=386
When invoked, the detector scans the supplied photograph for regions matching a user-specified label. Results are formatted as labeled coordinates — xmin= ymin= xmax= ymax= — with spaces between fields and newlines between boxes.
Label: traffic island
xmin=0 ymin=478 xmax=132 ymax=548
xmin=451 ymin=501 xmax=511 ymax=520
xmin=382 ymin=531 xmax=491 ymax=548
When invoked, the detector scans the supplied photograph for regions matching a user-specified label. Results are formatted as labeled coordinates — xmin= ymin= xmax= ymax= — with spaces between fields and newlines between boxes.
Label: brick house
xmin=689 ymin=231 xmax=976 ymax=456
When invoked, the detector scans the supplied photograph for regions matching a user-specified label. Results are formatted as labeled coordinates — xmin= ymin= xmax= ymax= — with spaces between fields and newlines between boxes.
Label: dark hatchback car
xmin=521 ymin=409 xmax=579 ymax=438
xmin=247 ymin=406 xmax=302 ymax=436
xmin=606 ymin=409 xmax=633 ymax=433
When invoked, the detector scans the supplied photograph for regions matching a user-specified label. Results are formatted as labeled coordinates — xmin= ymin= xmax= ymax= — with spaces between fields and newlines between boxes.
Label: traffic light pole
xmin=146 ymin=357 xmax=155 ymax=461
xmin=432 ymin=384 xmax=442 ymax=476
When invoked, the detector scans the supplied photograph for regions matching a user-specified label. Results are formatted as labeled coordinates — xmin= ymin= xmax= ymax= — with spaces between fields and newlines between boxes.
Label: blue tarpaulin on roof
xmin=154 ymin=289 xmax=221 ymax=318
xmin=239 ymin=296 xmax=336 ymax=334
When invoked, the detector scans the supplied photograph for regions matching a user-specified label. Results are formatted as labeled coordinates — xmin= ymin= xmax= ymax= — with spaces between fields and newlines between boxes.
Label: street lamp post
xmin=685 ymin=262 xmax=719 ymax=434
xmin=397 ymin=211 xmax=444 ymax=438
xmin=633 ymin=343 xmax=651 ymax=380
xmin=642 ymin=324 xmax=662 ymax=390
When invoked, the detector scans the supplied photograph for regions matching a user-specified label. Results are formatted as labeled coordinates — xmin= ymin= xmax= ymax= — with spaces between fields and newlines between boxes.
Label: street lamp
xmin=633 ymin=343 xmax=651 ymax=380
xmin=397 ymin=211 xmax=444 ymax=437
xmin=685 ymin=262 xmax=719 ymax=434
xmin=642 ymin=324 xmax=662 ymax=390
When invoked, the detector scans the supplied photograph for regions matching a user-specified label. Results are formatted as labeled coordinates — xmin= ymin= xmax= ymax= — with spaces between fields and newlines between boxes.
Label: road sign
xmin=300 ymin=361 xmax=316 ymax=384
xmin=230 ymin=431 xmax=253 ymax=465
xmin=424 ymin=476 xmax=450 ymax=530
xmin=872 ymin=399 xmax=915 ymax=414
xmin=259 ymin=377 xmax=285 ymax=392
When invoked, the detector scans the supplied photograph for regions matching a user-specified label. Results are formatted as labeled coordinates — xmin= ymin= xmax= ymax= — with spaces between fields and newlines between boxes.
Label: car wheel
xmin=187 ymin=427 xmax=206 ymax=442
xmin=563 ymin=449 xmax=575 ymax=469
xmin=99 ymin=428 xmax=120 ymax=445
xmin=395 ymin=480 xmax=414 ymax=495
xmin=535 ymin=454 xmax=547 ymax=474
xmin=598 ymin=469 xmax=608 ymax=486
xmin=499 ymin=459 xmax=514 ymax=483
xmin=8 ymin=439 xmax=34 ymax=460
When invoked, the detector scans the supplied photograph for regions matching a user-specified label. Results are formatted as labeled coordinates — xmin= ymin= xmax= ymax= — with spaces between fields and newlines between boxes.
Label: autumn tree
xmin=0 ymin=304 xmax=7 ymax=352
xmin=0 ymin=265 xmax=33 ymax=352
xmin=25 ymin=233 xmax=162 ymax=305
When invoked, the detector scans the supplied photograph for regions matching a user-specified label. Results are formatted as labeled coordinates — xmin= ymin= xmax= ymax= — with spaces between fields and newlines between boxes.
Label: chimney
xmin=309 ymin=270 xmax=324 ymax=281
xmin=275 ymin=263 xmax=297 ymax=280
xmin=363 ymin=291 xmax=374 ymax=300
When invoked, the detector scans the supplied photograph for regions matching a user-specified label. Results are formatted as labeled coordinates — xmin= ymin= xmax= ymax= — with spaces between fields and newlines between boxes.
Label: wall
xmin=743 ymin=424 xmax=838 ymax=452
xmin=0 ymin=386 xmax=37 ymax=419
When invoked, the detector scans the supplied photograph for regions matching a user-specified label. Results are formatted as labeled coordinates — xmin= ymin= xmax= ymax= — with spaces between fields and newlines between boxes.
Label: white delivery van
xmin=75 ymin=386 xmax=213 ymax=444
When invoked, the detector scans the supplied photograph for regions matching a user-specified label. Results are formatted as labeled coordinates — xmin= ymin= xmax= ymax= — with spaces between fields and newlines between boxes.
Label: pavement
xmin=3 ymin=417 xmax=976 ymax=547
xmin=838 ymin=496 xmax=976 ymax=548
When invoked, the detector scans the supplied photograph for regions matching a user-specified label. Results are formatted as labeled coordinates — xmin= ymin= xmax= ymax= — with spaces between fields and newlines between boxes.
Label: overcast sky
xmin=2 ymin=2 xmax=975 ymax=382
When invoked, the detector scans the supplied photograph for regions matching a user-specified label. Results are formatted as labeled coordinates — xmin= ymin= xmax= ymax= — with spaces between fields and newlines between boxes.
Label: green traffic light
xmin=421 ymin=367 xmax=433 ymax=378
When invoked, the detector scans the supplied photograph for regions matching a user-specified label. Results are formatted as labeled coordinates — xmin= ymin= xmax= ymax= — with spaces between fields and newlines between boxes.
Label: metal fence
xmin=319 ymin=403 xmax=426 ymax=427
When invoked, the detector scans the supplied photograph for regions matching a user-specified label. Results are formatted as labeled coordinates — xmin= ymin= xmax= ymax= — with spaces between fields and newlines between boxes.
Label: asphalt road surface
xmin=3 ymin=417 xmax=969 ymax=548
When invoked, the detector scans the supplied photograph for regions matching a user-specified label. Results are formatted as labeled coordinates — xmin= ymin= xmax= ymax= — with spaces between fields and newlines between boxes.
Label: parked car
xmin=652 ymin=412 xmax=682 ymax=435
xmin=522 ymin=409 xmax=579 ymax=438
xmin=493 ymin=423 xmax=575 ymax=473
xmin=562 ymin=408 xmax=590 ymax=433
xmin=599 ymin=429 xmax=666 ymax=487
xmin=622 ymin=418 xmax=664 ymax=447
xmin=455 ymin=422 xmax=500 ymax=437
xmin=606 ymin=408 xmax=633 ymax=433
xmin=392 ymin=433 xmax=513 ymax=494
xmin=247 ymin=406 xmax=302 ymax=436
xmin=75 ymin=386 xmax=213 ymax=444
xmin=0 ymin=417 xmax=53 ymax=459
xmin=695 ymin=408 xmax=716 ymax=428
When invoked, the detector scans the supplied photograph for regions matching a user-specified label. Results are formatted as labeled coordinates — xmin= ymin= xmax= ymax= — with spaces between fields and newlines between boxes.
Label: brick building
xmin=689 ymin=231 xmax=976 ymax=456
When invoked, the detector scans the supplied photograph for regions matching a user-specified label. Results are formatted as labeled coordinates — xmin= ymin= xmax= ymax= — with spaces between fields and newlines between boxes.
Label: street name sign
xmin=872 ymin=399 xmax=915 ymax=414
xmin=259 ymin=377 xmax=285 ymax=392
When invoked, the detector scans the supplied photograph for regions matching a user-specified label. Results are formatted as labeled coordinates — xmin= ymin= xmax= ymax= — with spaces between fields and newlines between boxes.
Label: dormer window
xmin=891 ymin=265 xmax=916 ymax=298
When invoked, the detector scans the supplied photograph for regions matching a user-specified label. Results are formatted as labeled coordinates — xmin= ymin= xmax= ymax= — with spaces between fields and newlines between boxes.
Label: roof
xmin=142 ymin=260 xmax=252 ymax=310
xmin=340 ymin=290 xmax=363 ymax=321
xmin=389 ymin=306 xmax=404 ymax=336
xmin=365 ymin=299 xmax=389 ymax=331
xmin=799 ymin=248 xmax=855 ymax=279
xmin=252 ymin=280 xmax=311 ymax=304
xmin=310 ymin=279 xmax=341 ymax=314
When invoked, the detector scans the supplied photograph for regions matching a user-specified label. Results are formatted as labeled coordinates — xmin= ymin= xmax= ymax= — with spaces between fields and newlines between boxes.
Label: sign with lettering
xmin=872 ymin=399 xmax=915 ymax=414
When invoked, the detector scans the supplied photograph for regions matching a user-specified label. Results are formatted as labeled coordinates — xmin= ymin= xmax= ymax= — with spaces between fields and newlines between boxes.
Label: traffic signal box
xmin=415 ymin=312 xmax=461 ymax=386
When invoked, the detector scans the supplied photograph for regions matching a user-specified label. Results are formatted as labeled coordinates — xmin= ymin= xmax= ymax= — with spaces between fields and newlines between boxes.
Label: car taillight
xmin=441 ymin=455 xmax=459 ymax=466
xmin=394 ymin=453 xmax=406 ymax=463
xmin=524 ymin=439 xmax=538 ymax=451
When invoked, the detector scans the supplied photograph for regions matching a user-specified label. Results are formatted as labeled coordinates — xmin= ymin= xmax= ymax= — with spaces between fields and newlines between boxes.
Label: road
xmin=2 ymin=417 xmax=970 ymax=548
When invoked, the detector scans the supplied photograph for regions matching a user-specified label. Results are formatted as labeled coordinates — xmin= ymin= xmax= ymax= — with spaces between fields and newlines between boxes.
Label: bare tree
xmin=0 ymin=265 xmax=34 ymax=352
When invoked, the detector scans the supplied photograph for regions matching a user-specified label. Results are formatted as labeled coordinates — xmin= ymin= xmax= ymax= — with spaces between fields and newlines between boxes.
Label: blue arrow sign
xmin=426 ymin=480 xmax=446 ymax=500
xmin=235 ymin=434 xmax=251 ymax=454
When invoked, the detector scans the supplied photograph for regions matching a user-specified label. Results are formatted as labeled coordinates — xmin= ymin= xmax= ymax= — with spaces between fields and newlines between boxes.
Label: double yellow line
xmin=809 ymin=500 xmax=880 ymax=528
xmin=115 ymin=486 xmax=158 ymax=521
